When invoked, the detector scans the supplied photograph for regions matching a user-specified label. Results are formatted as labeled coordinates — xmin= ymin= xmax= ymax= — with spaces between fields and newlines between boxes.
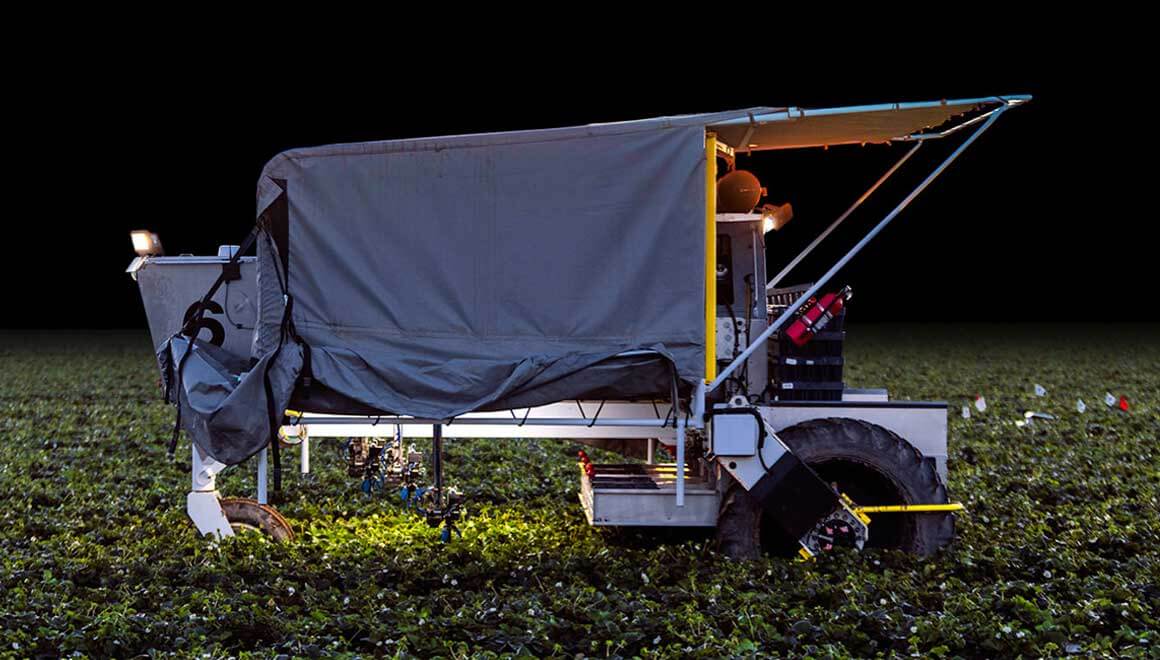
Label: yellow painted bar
xmin=854 ymin=503 xmax=965 ymax=514
xmin=704 ymin=133 xmax=717 ymax=383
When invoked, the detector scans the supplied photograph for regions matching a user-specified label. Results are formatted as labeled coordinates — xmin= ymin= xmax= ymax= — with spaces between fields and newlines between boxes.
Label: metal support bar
xmin=710 ymin=95 xmax=1029 ymax=130
xmin=704 ymin=133 xmax=718 ymax=383
xmin=300 ymin=436 xmax=310 ymax=474
xmin=895 ymin=106 xmax=1004 ymax=142
xmin=257 ymin=446 xmax=268 ymax=504
xmin=432 ymin=424 xmax=444 ymax=504
xmin=296 ymin=416 xmax=675 ymax=428
xmin=711 ymin=105 xmax=1009 ymax=392
xmin=767 ymin=141 xmax=923 ymax=291
xmin=675 ymin=417 xmax=686 ymax=507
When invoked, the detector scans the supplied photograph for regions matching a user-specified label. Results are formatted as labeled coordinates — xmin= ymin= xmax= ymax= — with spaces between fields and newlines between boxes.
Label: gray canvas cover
xmin=161 ymin=336 xmax=302 ymax=465
xmin=172 ymin=109 xmax=768 ymax=464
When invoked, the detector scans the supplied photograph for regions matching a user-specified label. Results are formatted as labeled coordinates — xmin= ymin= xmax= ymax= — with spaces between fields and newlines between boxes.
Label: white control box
xmin=710 ymin=411 xmax=760 ymax=456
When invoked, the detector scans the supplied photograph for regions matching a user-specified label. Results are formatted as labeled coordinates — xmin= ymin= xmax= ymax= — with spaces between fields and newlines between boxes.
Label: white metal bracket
xmin=716 ymin=420 xmax=791 ymax=491
xmin=187 ymin=491 xmax=234 ymax=539
xmin=188 ymin=444 xmax=234 ymax=539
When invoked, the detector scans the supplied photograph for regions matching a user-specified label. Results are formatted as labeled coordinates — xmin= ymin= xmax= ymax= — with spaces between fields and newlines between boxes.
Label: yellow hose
xmin=854 ymin=503 xmax=965 ymax=514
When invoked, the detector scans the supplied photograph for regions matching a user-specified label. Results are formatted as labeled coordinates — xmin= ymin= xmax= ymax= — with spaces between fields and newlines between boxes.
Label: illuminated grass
xmin=0 ymin=326 xmax=1156 ymax=657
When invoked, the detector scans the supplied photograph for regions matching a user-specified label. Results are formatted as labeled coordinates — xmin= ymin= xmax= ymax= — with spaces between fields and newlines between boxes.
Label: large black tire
xmin=717 ymin=418 xmax=953 ymax=558
xmin=716 ymin=481 xmax=764 ymax=560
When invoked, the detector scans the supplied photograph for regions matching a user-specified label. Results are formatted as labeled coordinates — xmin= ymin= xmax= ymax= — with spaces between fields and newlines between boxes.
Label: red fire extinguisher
xmin=785 ymin=286 xmax=852 ymax=347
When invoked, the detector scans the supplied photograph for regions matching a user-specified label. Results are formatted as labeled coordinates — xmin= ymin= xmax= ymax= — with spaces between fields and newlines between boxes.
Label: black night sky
xmin=6 ymin=38 xmax=1154 ymax=329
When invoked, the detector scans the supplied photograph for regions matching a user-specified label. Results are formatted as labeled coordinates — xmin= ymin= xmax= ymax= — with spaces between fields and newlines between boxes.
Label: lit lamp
xmin=761 ymin=203 xmax=794 ymax=233
xmin=130 ymin=230 xmax=164 ymax=256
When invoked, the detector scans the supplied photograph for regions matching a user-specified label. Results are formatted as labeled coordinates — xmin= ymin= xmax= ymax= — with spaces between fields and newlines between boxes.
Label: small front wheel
xmin=219 ymin=497 xmax=295 ymax=542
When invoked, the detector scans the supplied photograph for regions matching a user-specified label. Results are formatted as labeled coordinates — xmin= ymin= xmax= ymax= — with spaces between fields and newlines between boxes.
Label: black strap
xmin=261 ymin=294 xmax=294 ymax=495
xmin=587 ymin=400 xmax=606 ymax=428
xmin=167 ymin=227 xmax=260 ymax=458
xmin=167 ymin=336 xmax=196 ymax=457
xmin=284 ymin=308 xmax=313 ymax=400
xmin=167 ymin=365 xmax=183 ymax=456
xmin=259 ymin=216 xmax=298 ymax=493
xmin=179 ymin=227 xmax=260 ymax=338
xmin=299 ymin=343 xmax=312 ymax=398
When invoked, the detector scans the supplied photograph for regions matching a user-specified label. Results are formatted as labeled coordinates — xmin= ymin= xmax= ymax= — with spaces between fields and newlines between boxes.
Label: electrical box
xmin=715 ymin=214 xmax=770 ymax=398
xmin=710 ymin=410 xmax=760 ymax=456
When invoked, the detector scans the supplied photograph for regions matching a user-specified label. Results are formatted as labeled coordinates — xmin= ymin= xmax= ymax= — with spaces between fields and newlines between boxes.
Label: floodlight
xmin=761 ymin=203 xmax=794 ymax=233
xmin=130 ymin=230 xmax=164 ymax=256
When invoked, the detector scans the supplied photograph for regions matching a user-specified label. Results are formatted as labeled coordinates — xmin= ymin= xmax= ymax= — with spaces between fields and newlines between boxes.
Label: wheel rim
xmin=811 ymin=458 xmax=913 ymax=550
xmin=758 ymin=458 xmax=913 ymax=554
xmin=218 ymin=498 xmax=295 ymax=542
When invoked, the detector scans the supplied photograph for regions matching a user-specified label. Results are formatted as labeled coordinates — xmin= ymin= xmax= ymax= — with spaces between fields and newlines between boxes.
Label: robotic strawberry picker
xmin=128 ymin=95 xmax=1029 ymax=558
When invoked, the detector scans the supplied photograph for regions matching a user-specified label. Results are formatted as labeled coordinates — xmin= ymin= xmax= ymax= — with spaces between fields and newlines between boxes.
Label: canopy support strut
xmin=766 ymin=141 xmax=923 ymax=291
xmin=710 ymin=104 xmax=1010 ymax=393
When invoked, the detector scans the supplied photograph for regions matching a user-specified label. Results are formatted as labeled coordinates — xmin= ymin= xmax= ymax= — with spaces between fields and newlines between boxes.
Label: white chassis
xmin=132 ymin=250 xmax=947 ymax=538
xmin=186 ymin=396 xmax=946 ymax=537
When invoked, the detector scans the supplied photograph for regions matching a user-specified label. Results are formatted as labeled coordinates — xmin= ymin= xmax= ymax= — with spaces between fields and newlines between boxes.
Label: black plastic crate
xmin=765 ymin=282 xmax=848 ymax=402
xmin=775 ymin=380 xmax=845 ymax=402
xmin=772 ymin=355 xmax=844 ymax=383
xmin=767 ymin=283 xmax=847 ymax=334
xmin=767 ymin=283 xmax=813 ymax=308
xmin=769 ymin=330 xmax=846 ymax=359
xmin=768 ymin=306 xmax=846 ymax=334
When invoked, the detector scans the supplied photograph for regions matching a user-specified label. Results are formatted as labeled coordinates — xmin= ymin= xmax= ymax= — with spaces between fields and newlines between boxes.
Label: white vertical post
xmin=257 ymin=446 xmax=268 ymax=504
xmin=191 ymin=444 xmax=208 ymax=491
xmin=646 ymin=438 xmax=656 ymax=465
xmin=675 ymin=417 xmax=686 ymax=507
xmin=300 ymin=436 xmax=310 ymax=474
xmin=191 ymin=444 xmax=227 ymax=492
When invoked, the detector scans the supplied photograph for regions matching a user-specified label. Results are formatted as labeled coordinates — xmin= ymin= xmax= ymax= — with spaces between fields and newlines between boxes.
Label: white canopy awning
xmin=708 ymin=95 xmax=1030 ymax=151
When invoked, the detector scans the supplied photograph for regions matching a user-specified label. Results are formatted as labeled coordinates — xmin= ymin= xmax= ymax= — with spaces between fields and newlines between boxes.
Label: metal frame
xmin=273 ymin=397 xmax=948 ymax=530
xmin=299 ymin=415 xmax=677 ymax=428
xmin=291 ymin=397 xmax=700 ymax=506
xmin=710 ymin=100 xmax=1017 ymax=392
xmin=709 ymin=95 xmax=1030 ymax=151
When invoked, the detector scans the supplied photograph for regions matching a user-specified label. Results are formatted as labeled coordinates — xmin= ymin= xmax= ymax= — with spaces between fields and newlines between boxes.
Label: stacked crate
xmin=767 ymin=284 xmax=847 ymax=402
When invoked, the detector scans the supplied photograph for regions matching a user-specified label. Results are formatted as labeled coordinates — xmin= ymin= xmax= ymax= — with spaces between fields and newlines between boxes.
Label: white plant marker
xmin=1104 ymin=392 xmax=1117 ymax=408
xmin=975 ymin=395 xmax=987 ymax=412
xmin=1077 ymin=399 xmax=1086 ymax=414
xmin=1034 ymin=383 xmax=1047 ymax=397
xmin=962 ymin=405 xmax=971 ymax=419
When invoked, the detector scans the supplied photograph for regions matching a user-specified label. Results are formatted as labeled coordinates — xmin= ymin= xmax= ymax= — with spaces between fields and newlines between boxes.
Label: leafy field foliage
xmin=1 ymin=326 xmax=1157 ymax=657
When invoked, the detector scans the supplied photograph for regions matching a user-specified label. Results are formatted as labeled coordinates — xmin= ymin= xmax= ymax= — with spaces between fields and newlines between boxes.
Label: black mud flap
xmin=748 ymin=452 xmax=838 ymax=541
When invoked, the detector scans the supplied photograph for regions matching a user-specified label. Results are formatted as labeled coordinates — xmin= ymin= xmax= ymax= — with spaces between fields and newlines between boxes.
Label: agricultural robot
xmin=128 ymin=96 xmax=1029 ymax=558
